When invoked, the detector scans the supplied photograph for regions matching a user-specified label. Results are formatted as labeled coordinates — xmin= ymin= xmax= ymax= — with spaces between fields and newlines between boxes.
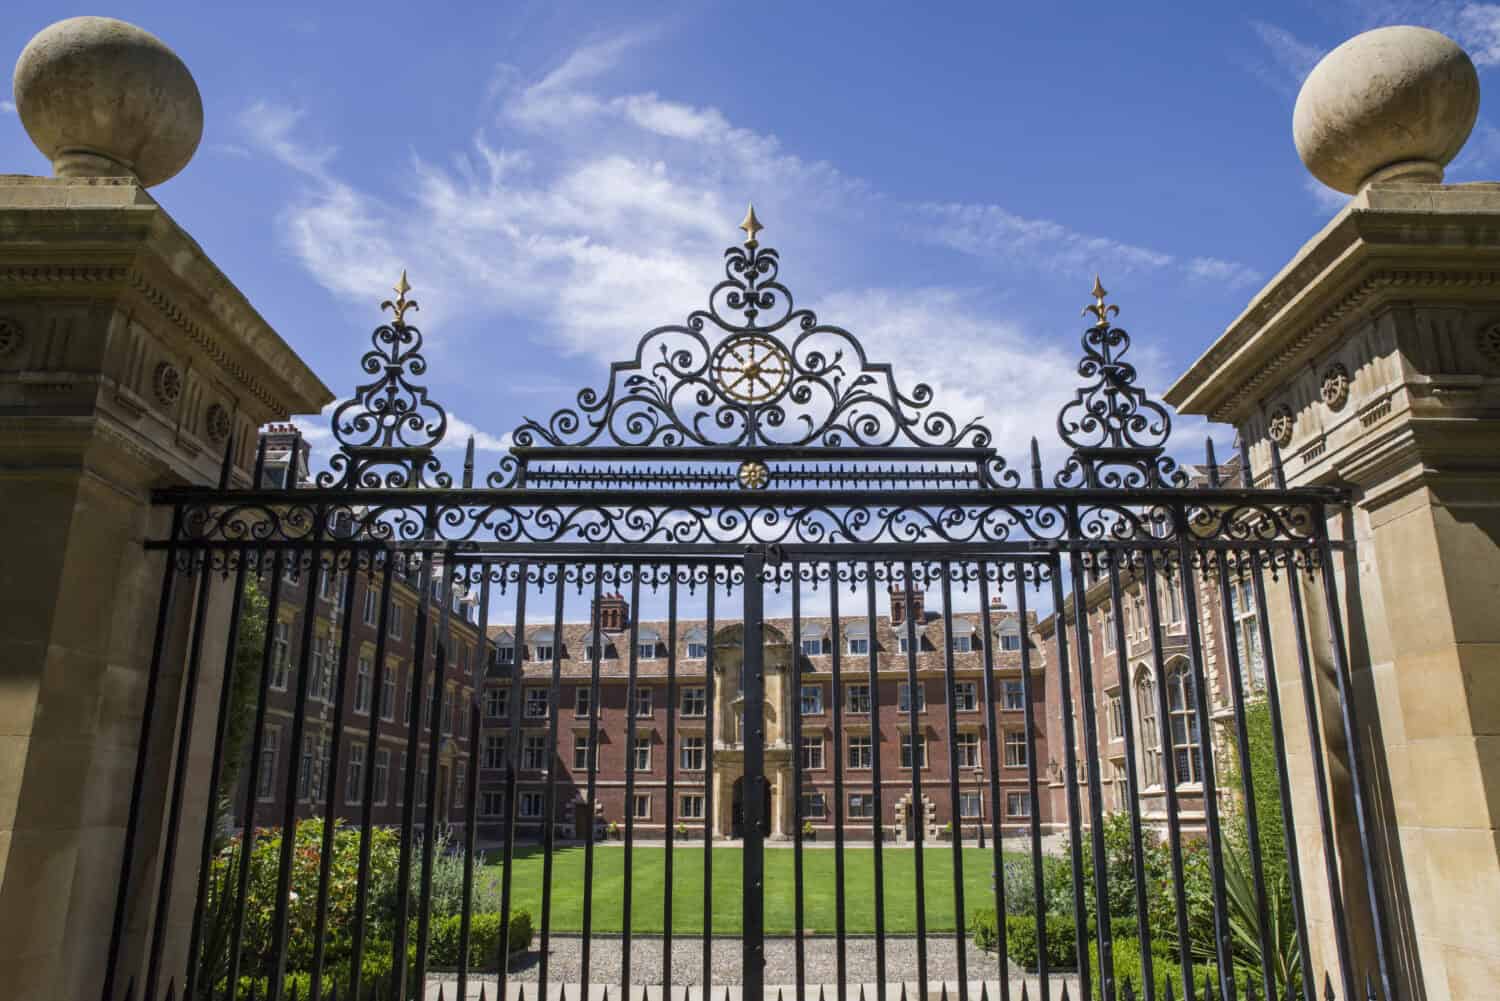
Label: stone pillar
xmin=1166 ymin=27 xmax=1496 ymax=1000
xmin=0 ymin=18 xmax=331 ymax=1000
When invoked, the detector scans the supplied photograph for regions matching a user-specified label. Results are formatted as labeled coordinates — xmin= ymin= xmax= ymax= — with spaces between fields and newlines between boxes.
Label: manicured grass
xmin=479 ymin=845 xmax=1023 ymax=935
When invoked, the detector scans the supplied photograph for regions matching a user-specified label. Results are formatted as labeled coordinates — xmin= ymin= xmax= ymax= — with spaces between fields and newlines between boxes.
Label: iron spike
xmin=558 ymin=985 xmax=565 ymax=1001
xmin=1163 ymin=978 xmax=1173 ymax=1001
xmin=519 ymin=984 xmax=527 ymax=1001
xmin=1204 ymin=436 xmax=1220 ymax=488
xmin=480 ymin=988 xmax=488 ymax=1001
xmin=123 ymin=976 xmax=136 ymax=1001
xmin=288 ymin=980 xmax=297 ymax=1001
xmin=1020 ymin=984 xmax=1028 ymax=1001
xmin=1058 ymin=984 xmax=1069 ymax=1001
xmin=1323 ymin=974 xmax=1335 ymax=1001
xmin=1365 ymin=973 xmax=1377 ymax=1001
xmin=979 ymin=982 xmax=989 ymax=1001
xmin=1268 ymin=439 xmax=1287 ymax=489
xmin=464 ymin=436 xmax=476 ymax=488
xmin=439 ymin=986 xmax=447 ymax=1001
xmin=1122 ymin=976 xmax=1135 ymax=1001
xmin=940 ymin=985 xmax=948 ymax=1001
xmin=859 ymin=986 xmax=867 ymax=1001
xmin=1234 ymin=431 xmax=1254 ymax=487
xmin=1029 ymin=437 xmax=1044 ymax=488
xmin=778 ymin=990 xmax=785 ymax=1001
xmin=900 ymin=985 xmax=908 ymax=1001
xmin=166 ymin=977 xmax=177 ymax=1001
xmin=821 ymin=987 xmax=828 ymax=1001
xmin=601 ymin=989 xmax=607 ymax=1001
xmin=252 ymin=433 xmax=270 ymax=485
xmin=1204 ymin=972 xmax=1213 ymax=1001
xmin=643 ymin=987 xmax=651 ymax=1001
xmin=218 ymin=433 xmax=237 ymax=489
xmin=728 ymin=989 xmax=734 ymax=1001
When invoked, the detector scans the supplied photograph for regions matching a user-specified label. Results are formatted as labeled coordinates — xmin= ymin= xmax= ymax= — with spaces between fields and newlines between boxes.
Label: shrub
xmin=984 ymin=913 xmax=1079 ymax=970
xmin=1089 ymin=935 xmax=1219 ymax=1001
xmin=429 ymin=910 xmax=535 ymax=968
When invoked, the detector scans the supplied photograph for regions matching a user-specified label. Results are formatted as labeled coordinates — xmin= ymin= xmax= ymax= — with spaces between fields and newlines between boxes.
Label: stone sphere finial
xmin=12 ymin=16 xmax=203 ymax=187
xmin=1294 ymin=25 xmax=1480 ymax=194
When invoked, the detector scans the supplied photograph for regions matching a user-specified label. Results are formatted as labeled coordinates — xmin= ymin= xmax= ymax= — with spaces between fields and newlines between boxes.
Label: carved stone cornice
xmin=0 ymin=176 xmax=332 ymax=424
xmin=1166 ymin=182 xmax=1500 ymax=424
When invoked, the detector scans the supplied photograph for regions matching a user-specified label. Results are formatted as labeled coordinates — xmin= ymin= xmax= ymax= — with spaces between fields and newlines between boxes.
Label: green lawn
xmin=478 ymin=845 xmax=1021 ymax=935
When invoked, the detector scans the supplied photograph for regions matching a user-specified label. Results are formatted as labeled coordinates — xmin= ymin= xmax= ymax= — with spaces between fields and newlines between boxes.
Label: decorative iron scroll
xmin=509 ymin=215 xmax=995 ymax=454
xmin=321 ymin=272 xmax=450 ymax=489
xmin=1055 ymin=277 xmax=1186 ymax=489
xmin=170 ymin=494 xmax=1321 ymax=549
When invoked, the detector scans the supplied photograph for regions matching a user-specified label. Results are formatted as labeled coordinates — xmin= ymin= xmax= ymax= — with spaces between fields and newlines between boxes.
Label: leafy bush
xmin=1090 ymin=935 xmax=1219 ymax=1001
xmin=973 ymin=912 xmax=1080 ymax=970
xmin=429 ymin=911 xmax=535 ymax=968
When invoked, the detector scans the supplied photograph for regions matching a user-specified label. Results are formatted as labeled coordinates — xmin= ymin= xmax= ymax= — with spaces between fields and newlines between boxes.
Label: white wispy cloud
xmin=244 ymin=29 xmax=1233 ymax=466
xmin=1246 ymin=20 xmax=1326 ymax=95
xmin=0 ymin=100 xmax=15 ymax=114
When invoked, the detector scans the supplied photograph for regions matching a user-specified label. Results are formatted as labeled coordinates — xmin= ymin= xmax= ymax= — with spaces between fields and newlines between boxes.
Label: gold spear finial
xmin=739 ymin=204 xmax=764 ymax=249
xmin=381 ymin=270 xmax=420 ymax=326
xmin=1082 ymin=274 xmax=1119 ymax=327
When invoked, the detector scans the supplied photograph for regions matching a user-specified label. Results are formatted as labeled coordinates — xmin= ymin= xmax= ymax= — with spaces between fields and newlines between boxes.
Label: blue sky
xmin=4 ymin=2 xmax=1498 ymax=618
xmin=5 ymin=1 xmax=1499 ymax=474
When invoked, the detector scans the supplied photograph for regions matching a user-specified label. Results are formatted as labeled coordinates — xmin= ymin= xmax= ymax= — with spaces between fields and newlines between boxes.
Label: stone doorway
xmin=730 ymin=775 xmax=770 ymax=839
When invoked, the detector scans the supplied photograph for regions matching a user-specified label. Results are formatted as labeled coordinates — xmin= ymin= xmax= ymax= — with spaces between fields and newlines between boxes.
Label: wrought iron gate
xmin=105 ymin=216 xmax=1395 ymax=1001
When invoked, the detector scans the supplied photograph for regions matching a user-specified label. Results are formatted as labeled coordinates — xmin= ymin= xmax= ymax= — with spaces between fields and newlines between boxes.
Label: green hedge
xmin=1089 ymin=936 xmax=1219 ymax=1001
xmin=430 ymin=911 xmax=535 ymax=968
xmin=970 ymin=910 xmax=1080 ymax=969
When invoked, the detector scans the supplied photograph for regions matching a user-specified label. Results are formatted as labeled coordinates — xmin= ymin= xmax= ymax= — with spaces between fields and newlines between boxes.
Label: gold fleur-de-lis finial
xmin=381 ymin=270 xmax=420 ymax=326
xmin=739 ymin=204 xmax=764 ymax=249
xmin=1082 ymin=274 xmax=1119 ymax=327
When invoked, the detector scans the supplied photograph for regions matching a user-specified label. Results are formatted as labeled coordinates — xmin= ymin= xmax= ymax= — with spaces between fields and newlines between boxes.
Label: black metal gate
xmin=104 ymin=218 xmax=1395 ymax=1001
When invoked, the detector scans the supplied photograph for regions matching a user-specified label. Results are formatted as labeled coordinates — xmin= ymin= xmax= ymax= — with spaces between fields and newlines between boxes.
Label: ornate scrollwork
xmin=511 ymin=213 xmax=994 ymax=453
xmin=321 ymin=272 xmax=449 ymax=488
xmin=1056 ymin=277 xmax=1185 ymax=489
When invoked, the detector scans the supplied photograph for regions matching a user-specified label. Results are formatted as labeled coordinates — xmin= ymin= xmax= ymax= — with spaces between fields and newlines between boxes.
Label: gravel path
xmin=426 ymin=936 xmax=1081 ymax=1001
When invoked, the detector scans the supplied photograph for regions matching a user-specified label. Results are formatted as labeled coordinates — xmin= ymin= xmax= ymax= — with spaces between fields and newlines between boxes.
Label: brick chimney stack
xmin=594 ymin=592 xmax=629 ymax=632
xmin=889 ymin=585 xmax=926 ymax=625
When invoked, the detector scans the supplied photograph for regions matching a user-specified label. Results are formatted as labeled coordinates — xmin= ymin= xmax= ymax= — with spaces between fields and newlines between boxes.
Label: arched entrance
xmin=730 ymin=776 xmax=770 ymax=839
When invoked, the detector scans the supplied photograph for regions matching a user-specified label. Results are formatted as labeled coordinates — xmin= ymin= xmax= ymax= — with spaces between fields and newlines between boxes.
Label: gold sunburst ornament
xmin=738 ymin=460 xmax=770 ymax=490
xmin=381 ymin=270 xmax=420 ymax=327
xmin=711 ymin=332 xmax=793 ymax=404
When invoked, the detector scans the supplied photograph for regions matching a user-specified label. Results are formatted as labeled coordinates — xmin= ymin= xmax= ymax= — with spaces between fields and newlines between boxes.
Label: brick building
xmin=1031 ymin=461 xmax=1269 ymax=837
xmin=228 ymin=429 xmax=491 ymax=838
xmin=474 ymin=589 xmax=1047 ymax=843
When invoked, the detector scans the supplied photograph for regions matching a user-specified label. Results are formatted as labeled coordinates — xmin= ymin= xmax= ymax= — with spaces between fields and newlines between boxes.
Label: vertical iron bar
xmin=938 ymin=563 xmax=969 ymax=1001
xmin=1140 ymin=553 xmax=1192 ymax=1001
xmin=1045 ymin=558 xmax=1090 ymax=1001
xmin=395 ymin=550 xmax=436 ymax=996
xmin=102 ymin=526 xmax=181 ymax=1001
xmin=580 ymin=566 xmax=605 ymax=994
xmin=497 ymin=562 xmax=531 ymax=1001
xmin=742 ymin=551 xmax=767 ymax=1001
xmin=416 ymin=550 xmax=456 ymax=991
xmin=1314 ymin=519 xmax=1395 ymax=1001
xmin=1065 ymin=551 xmax=1115 ymax=1001
xmin=1212 ymin=549 xmax=1277 ymax=1001
xmin=1174 ymin=534 xmax=1236 ymax=1001
xmin=1105 ymin=559 xmax=1155 ymax=1001
xmin=829 ymin=564 xmax=849 ymax=1001
xmin=865 ymin=567 xmax=888 ymax=1001
xmin=1014 ymin=572 xmax=1048 ymax=1001
xmin=268 ymin=542 xmax=326 ymax=1001
xmin=1246 ymin=552 xmax=1315 ymax=998
xmin=702 ymin=574 xmax=718 ymax=1001
xmin=900 ymin=561 xmax=929 ymax=1001
xmin=227 ymin=552 xmax=286 ymax=1001
xmin=664 ymin=570 xmax=680 ymax=1001
xmin=790 ymin=561 xmax=807 ymax=1001
xmin=977 ymin=566 xmax=1009 ymax=1001
xmin=620 ymin=568 xmax=643 ymax=999
xmin=144 ymin=547 xmax=216 ymax=1001
xmin=537 ymin=568 xmax=567 ymax=999
xmin=186 ymin=547 xmax=251 ymax=1001
xmin=458 ymin=562 xmax=492 ymax=1001
xmin=311 ymin=558 xmax=361 ymax=1000
xmin=350 ymin=553 xmax=396 ymax=1001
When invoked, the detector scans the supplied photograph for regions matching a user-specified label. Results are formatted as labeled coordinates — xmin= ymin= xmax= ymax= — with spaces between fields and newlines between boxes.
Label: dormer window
xmin=531 ymin=628 xmax=556 ymax=664
xmin=684 ymin=626 xmax=708 ymax=660
xmin=950 ymin=620 xmax=980 ymax=653
xmin=636 ymin=627 xmax=661 ymax=660
xmin=845 ymin=622 xmax=870 ymax=656
xmin=800 ymin=623 xmax=830 ymax=658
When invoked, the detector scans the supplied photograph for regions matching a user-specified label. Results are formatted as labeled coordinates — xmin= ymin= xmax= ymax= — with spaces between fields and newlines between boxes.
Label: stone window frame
xmin=1003 ymin=729 xmax=1028 ymax=768
xmin=680 ymin=685 xmax=707 ymax=717
xmin=846 ymin=733 xmax=873 ymax=770
xmin=521 ymin=734 xmax=548 ymax=771
xmin=680 ymin=735 xmax=707 ymax=771
xmin=519 ymin=791 xmax=544 ymax=819
xmin=958 ymin=790 xmax=983 ymax=819
xmin=679 ymin=793 xmax=705 ymax=819
xmin=799 ymin=734 xmax=826 ymax=771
